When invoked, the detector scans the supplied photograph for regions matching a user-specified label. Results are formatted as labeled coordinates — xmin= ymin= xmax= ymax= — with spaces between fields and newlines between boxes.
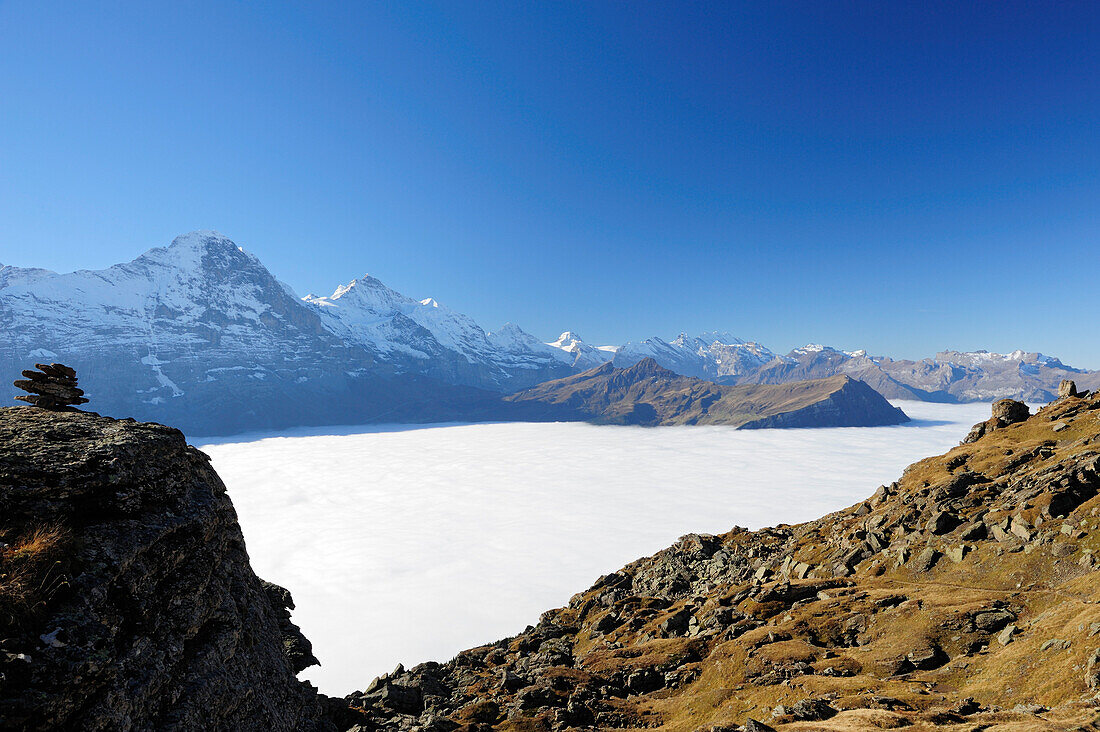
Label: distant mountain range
xmin=504 ymin=358 xmax=909 ymax=428
xmin=2 ymin=231 xmax=1096 ymax=434
xmin=609 ymin=338 xmax=1100 ymax=404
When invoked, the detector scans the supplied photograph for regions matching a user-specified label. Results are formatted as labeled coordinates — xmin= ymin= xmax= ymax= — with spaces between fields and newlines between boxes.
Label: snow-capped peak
xmin=697 ymin=331 xmax=745 ymax=345
xmin=551 ymin=331 xmax=584 ymax=348
xmin=546 ymin=331 xmax=613 ymax=369
xmin=307 ymin=275 xmax=416 ymax=313
xmin=420 ymin=297 xmax=442 ymax=309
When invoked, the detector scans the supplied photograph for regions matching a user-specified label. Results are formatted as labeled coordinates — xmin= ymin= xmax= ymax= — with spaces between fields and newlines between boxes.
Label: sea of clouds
xmin=197 ymin=400 xmax=992 ymax=695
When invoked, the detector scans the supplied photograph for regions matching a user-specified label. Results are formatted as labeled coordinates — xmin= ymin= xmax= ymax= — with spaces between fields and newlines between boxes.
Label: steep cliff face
xmin=0 ymin=407 xmax=340 ymax=731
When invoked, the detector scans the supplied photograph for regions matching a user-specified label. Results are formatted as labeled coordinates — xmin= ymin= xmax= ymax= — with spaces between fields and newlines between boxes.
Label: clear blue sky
xmin=1 ymin=2 xmax=1098 ymax=366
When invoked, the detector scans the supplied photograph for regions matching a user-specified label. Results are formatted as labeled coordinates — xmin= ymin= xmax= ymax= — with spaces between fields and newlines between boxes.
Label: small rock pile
xmin=13 ymin=363 xmax=88 ymax=409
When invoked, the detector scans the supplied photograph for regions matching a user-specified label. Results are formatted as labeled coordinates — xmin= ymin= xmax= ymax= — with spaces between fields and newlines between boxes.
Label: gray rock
xmin=926 ymin=510 xmax=956 ymax=535
xmin=992 ymin=399 xmax=1030 ymax=424
xmin=912 ymin=547 xmax=942 ymax=572
xmin=0 ymin=407 xmax=336 ymax=731
xmin=1087 ymin=648 xmax=1100 ymax=690
xmin=973 ymin=609 xmax=1015 ymax=632
xmin=947 ymin=545 xmax=969 ymax=563
xmin=743 ymin=719 xmax=778 ymax=732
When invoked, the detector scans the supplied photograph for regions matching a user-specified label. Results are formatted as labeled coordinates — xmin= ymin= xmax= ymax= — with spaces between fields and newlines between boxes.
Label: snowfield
xmin=197 ymin=401 xmax=993 ymax=695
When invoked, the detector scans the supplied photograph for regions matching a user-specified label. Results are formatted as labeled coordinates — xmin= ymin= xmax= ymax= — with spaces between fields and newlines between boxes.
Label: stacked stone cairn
xmin=13 ymin=363 xmax=88 ymax=409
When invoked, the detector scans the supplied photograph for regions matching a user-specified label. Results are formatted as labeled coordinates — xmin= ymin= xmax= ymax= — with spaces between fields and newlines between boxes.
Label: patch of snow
xmin=141 ymin=354 xmax=184 ymax=396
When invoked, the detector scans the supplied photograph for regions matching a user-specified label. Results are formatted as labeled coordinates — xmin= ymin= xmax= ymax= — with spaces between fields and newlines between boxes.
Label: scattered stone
xmin=1010 ymin=516 xmax=1033 ymax=541
xmin=926 ymin=510 xmax=956 ymax=535
xmin=959 ymin=522 xmax=986 ymax=541
xmin=912 ymin=547 xmax=941 ymax=572
xmin=786 ymin=698 xmax=838 ymax=721
xmin=1012 ymin=703 xmax=1048 ymax=714
xmin=947 ymin=545 xmax=969 ymax=563
xmin=906 ymin=645 xmax=946 ymax=670
xmin=743 ymin=719 xmax=778 ymax=732
xmin=950 ymin=697 xmax=981 ymax=716
xmin=997 ymin=624 xmax=1017 ymax=646
xmin=1052 ymin=421 xmax=1069 ymax=432
xmin=1087 ymin=648 xmax=1100 ymax=690
xmin=992 ymin=399 xmax=1030 ymax=424
xmin=1039 ymin=638 xmax=1070 ymax=651
xmin=973 ymin=609 xmax=1015 ymax=632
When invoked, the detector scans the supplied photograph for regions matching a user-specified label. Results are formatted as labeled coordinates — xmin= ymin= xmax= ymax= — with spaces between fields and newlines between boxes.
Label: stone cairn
xmin=13 ymin=363 xmax=88 ymax=409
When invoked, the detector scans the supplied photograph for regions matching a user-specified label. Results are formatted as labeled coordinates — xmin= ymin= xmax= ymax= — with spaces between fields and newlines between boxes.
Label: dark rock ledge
xmin=0 ymin=407 xmax=348 ymax=731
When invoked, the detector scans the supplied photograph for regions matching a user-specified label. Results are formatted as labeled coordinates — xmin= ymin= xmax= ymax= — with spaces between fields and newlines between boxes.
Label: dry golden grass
xmin=0 ymin=524 xmax=70 ymax=629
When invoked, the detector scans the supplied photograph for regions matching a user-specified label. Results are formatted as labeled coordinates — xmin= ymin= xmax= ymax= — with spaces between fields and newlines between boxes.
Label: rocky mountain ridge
xmin=503 ymin=358 xmax=910 ymax=428
xmin=347 ymin=386 xmax=1100 ymax=730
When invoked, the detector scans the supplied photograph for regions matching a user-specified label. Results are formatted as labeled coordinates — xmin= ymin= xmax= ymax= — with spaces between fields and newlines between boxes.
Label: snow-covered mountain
xmin=302 ymin=278 xmax=571 ymax=390
xmin=3 ymin=230 xmax=1097 ymax=435
xmin=545 ymin=331 xmax=617 ymax=370
xmin=613 ymin=333 xmax=777 ymax=381
xmin=0 ymin=232 xmax=389 ymax=433
xmin=0 ymin=232 xmax=569 ymax=433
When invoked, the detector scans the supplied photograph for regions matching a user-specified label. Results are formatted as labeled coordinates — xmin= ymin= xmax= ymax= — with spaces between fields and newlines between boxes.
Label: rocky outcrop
xmin=0 ymin=407 xmax=343 ymax=731
xmin=503 ymin=359 xmax=910 ymax=428
xmin=962 ymin=397 xmax=1030 ymax=443
xmin=350 ymin=383 xmax=1100 ymax=730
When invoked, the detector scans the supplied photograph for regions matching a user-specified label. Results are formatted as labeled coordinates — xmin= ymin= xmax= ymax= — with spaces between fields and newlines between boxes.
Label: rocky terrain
xmin=0 ymin=407 xmax=347 ymax=730
xmin=5 ymin=379 xmax=1100 ymax=729
xmin=346 ymin=384 xmax=1100 ymax=730
xmin=503 ymin=359 xmax=910 ymax=428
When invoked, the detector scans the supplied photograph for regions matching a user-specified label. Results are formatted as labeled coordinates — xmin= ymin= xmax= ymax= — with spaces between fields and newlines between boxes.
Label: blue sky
xmin=1 ymin=2 xmax=1098 ymax=366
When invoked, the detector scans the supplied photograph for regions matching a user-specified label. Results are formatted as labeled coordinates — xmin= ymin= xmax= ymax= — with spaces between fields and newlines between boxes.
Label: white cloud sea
xmin=197 ymin=400 xmax=993 ymax=695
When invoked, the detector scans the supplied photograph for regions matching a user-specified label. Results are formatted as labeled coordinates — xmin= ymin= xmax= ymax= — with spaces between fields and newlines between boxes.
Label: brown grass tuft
xmin=0 ymin=524 xmax=71 ymax=630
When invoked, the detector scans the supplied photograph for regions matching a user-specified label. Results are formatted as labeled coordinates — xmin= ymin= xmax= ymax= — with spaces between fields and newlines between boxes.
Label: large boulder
xmin=964 ymin=399 xmax=1030 ymax=443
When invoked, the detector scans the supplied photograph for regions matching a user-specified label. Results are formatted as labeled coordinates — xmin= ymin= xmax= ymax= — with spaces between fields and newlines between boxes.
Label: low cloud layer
xmin=199 ymin=401 xmax=992 ymax=695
